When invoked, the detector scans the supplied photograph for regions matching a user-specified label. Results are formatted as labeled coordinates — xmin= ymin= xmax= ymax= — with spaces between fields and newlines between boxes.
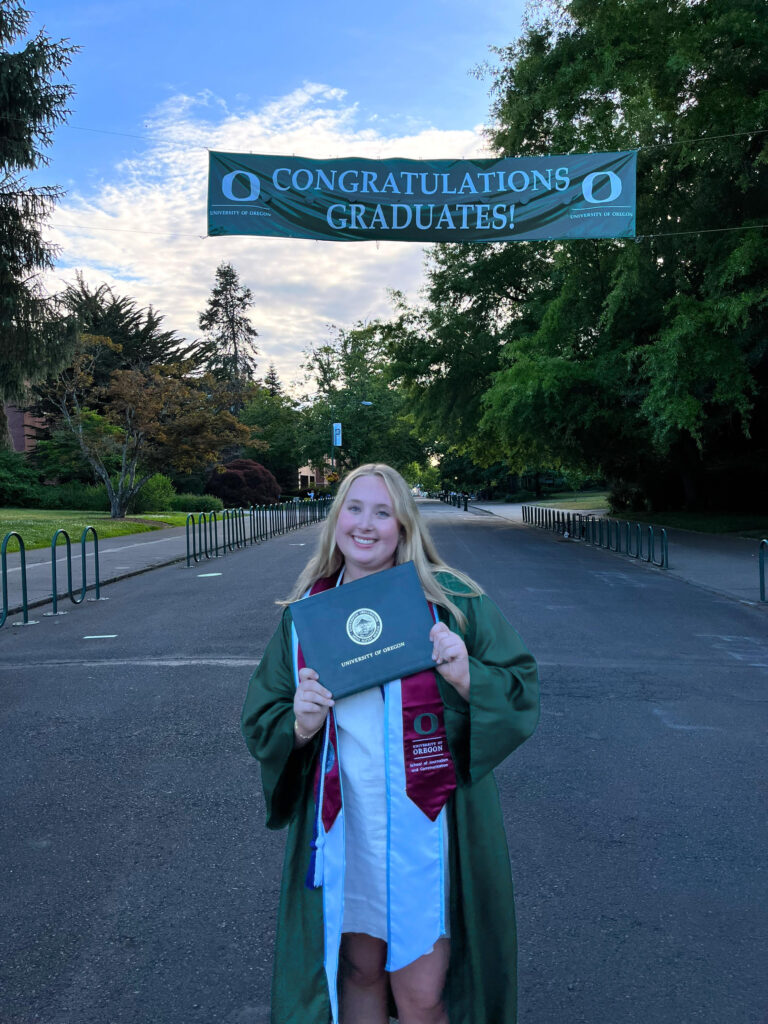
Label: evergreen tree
xmin=31 ymin=276 xmax=206 ymax=424
xmin=264 ymin=363 xmax=283 ymax=396
xmin=0 ymin=0 xmax=78 ymax=448
xmin=198 ymin=261 xmax=259 ymax=413
xmin=62 ymin=274 xmax=197 ymax=383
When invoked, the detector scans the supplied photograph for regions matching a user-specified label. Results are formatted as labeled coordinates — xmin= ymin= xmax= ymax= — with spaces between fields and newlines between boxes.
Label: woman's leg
xmin=339 ymin=932 xmax=389 ymax=1024
xmin=389 ymin=937 xmax=450 ymax=1024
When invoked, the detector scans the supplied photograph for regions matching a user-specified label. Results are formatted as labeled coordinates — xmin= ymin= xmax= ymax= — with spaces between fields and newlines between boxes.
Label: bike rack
xmin=46 ymin=526 xmax=103 ymax=615
xmin=1 ymin=532 xmax=38 ymax=628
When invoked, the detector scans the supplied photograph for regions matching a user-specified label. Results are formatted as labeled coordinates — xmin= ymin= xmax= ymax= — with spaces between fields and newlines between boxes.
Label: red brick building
xmin=5 ymin=404 xmax=44 ymax=453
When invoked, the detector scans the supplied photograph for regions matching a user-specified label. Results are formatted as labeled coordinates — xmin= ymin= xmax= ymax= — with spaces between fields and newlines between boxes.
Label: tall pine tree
xmin=198 ymin=261 xmax=259 ymax=413
xmin=0 ymin=1 xmax=78 ymax=448
xmin=263 ymin=363 xmax=283 ymax=396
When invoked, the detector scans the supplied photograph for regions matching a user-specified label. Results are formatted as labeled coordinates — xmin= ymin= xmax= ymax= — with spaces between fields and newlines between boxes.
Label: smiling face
xmin=334 ymin=474 xmax=401 ymax=582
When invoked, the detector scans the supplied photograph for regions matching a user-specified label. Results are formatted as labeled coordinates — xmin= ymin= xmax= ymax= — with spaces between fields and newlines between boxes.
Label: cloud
xmin=47 ymin=84 xmax=490 ymax=388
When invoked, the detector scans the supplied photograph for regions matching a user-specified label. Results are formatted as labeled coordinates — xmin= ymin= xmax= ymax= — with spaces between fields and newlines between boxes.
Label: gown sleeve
xmin=241 ymin=608 xmax=322 ymax=830
xmin=437 ymin=592 xmax=539 ymax=786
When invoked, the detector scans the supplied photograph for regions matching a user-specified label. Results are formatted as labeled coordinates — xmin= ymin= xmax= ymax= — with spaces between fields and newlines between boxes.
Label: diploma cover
xmin=289 ymin=561 xmax=436 ymax=698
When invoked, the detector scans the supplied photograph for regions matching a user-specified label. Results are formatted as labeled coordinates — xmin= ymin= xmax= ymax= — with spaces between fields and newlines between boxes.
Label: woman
xmin=242 ymin=464 xmax=539 ymax=1024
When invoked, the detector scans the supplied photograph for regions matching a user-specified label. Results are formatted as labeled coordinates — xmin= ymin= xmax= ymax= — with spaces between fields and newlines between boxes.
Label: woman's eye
xmin=347 ymin=504 xmax=360 ymax=512
xmin=376 ymin=510 xmax=390 ymax=518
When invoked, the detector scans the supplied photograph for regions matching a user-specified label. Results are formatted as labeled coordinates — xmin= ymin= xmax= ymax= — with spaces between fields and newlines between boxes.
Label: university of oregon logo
xmin=346 ymin=608 xmax=383 ymax=646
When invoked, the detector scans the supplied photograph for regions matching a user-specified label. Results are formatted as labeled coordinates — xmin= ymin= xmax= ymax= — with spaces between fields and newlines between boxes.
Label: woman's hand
xmin=429 ymin=622 xmax=470 ymax=700
xmin=293 ymin=667 xmax=334 ymax=746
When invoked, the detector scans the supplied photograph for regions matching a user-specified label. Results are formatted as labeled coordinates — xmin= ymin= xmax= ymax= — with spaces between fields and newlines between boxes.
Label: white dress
xmin=334 ymin=683 xmax=450 ymax=944
xmin=334 ymin=685 xmax=389 ymax=938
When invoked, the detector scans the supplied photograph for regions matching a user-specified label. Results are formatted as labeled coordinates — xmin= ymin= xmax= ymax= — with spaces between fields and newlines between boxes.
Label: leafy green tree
xmin=0 ymin=1 xmax=78 ymax=448
xmin=301 ymin=323 xmax=425 ymax=476
xmin=198 ymin=261 xmax=259 ymax=413
xmin=39 ymin=335 xmax=249 ymax=517
xmin=31 ymin=278 xmax=209 ymax=460
xmin=402 ymin=460 xmax=441 ymax=492
xmin=390 ymin=0 xmax=768 ymax=512
xmin=241 ymin=387 xmax=301 ymax=493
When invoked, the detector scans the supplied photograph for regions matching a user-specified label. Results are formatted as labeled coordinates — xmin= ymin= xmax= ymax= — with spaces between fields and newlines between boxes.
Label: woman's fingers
xmin=297 ymin=675 xmax=334 ymax=704
xmin=294 ymin=669 xmax=335 ymax=737
xmin=429 ymin=622 xmax=467 ymax=664
xmin=428 ymin=623 xmax=471 ymax=698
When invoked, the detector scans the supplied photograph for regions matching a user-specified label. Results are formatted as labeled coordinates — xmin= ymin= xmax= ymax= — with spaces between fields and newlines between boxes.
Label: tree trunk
xmin=110 ymin=492 xmax=126 ymax=518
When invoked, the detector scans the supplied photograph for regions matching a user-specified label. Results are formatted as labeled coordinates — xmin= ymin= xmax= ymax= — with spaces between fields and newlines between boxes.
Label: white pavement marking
xmin=83 ymin=634 xmax=118 ymax=639
xmin=652 ymin=707 xmax=722 ymax=732
xmin=0 ymin=657 xmax=260 ymax=670
xmin=198 ymin=572 xmax=223 ymax=577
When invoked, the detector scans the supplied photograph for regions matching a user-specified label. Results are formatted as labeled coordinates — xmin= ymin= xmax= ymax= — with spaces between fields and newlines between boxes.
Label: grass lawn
xmin=535 ymin=490 xmax=609 ymax=510
xmin=0 ymin=509 xmax=190 ymax=551
xmin=530 ymin=498 xmax=767 ymax=538
xmin=628 ymin=511 xmax=768 ymax=539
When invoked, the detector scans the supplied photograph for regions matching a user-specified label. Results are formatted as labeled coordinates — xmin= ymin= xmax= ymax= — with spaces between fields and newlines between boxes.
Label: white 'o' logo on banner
xmin=346 ymin=608 xmax=383 ymax=645
xmin=221 ymin=170 xmax=260 ymax=202
xmin=582 ymin=171 xmax=622 ymax=204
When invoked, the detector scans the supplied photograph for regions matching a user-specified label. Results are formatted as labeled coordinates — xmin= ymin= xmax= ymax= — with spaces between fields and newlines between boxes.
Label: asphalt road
xmin=2 ymin=504 xmax=766 ymax=1024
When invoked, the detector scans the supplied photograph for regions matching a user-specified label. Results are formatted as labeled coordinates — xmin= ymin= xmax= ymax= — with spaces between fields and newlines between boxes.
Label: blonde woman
xmin=242 ymin=464 xmax=539 ymax=1024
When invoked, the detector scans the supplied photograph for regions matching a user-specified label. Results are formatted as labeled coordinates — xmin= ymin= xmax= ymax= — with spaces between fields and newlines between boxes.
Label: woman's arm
xmin=436 ymin=593 xmax=540 ymax=785
xmin=241 ymin=610 xmax=323 ymax=828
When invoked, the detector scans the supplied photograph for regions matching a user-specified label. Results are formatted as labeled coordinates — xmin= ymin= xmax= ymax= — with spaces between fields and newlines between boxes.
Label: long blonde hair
xmin=283 ymin=463 xmax=482 ymax=631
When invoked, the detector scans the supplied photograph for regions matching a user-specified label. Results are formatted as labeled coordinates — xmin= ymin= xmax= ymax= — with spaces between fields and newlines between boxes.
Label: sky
xmin=27 ymin=0 xmax=527 ymax=388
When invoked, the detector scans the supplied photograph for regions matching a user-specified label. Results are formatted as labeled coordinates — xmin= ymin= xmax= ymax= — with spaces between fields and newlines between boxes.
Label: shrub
xmin=0 ymin=449 xmax=43 ymax=506
xmin=171 ymin=493 xmax=224 ymax=513
xmin=131 ymin=473 xmax=176 ymax=513
xmin=38 ymin=481 xmax=110 ymax=511
xmin=206 ymin=459 xmax=280 ymax=507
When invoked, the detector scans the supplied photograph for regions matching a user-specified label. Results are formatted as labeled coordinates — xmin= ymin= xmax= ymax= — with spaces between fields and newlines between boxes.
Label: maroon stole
xmin=297 ymin=573 xmax=457 ymax=829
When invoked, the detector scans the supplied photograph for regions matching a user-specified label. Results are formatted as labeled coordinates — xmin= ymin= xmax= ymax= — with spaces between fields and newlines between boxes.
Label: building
xmin=5 ymin=404 xmax=44 ymax=453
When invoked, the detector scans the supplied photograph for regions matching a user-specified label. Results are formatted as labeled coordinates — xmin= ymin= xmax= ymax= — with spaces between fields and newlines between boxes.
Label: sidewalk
xmin=471 ymin=501 xmax=767 ymax=606
xmin=1 ymin=525 xmax=194 ymax=615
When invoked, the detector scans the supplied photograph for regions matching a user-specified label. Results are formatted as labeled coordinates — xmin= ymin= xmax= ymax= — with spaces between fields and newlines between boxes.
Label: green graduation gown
xmin=241 ymin=582 xmax=540 ymax=1024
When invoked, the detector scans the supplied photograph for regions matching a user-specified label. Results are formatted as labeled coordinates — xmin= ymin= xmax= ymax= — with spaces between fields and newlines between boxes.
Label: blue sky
xmin=29 ymin=0 xmax=526 ymax=385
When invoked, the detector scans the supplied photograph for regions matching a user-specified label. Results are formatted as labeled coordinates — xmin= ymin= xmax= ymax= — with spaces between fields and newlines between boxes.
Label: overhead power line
xmin=0 ymin=111 xmax=766 ymax=153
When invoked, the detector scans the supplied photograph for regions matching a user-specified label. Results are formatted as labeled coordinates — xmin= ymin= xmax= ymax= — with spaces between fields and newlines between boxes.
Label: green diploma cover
xmin=289 ymin=561 xmax=436 ymax=698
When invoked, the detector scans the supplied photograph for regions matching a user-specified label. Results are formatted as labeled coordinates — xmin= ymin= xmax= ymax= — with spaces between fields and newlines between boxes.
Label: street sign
xmin=332 ymin=422 xmax=342 ymax=447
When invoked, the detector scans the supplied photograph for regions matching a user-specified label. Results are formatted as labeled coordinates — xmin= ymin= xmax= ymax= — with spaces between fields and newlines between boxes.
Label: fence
xmin=439 ymin=492 xmax=470 ymax=511
xmin=185 ymin=497 xmax=332 ymax=567
xmin=1 ymin=526 xmax=101 ymax=629
xmin=522 ymin=505 xmax=669 ymax=569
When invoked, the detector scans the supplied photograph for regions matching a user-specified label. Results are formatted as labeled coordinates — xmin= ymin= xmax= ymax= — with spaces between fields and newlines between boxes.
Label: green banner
xmin=207 ymin=151 xmax=636 ymax=242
